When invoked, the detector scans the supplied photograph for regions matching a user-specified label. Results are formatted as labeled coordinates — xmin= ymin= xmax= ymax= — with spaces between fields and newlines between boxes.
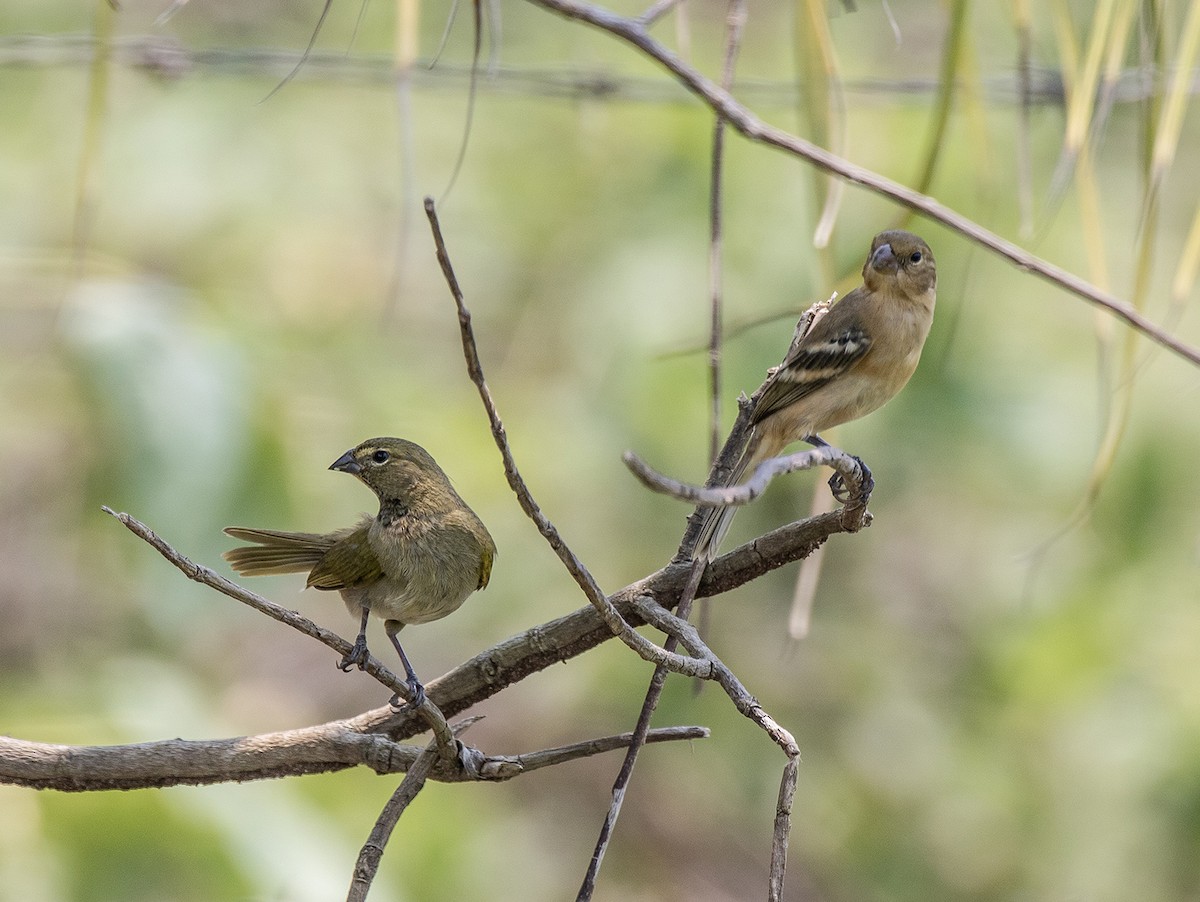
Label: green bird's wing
xmin=223 ymin=527 xmax=337 ymax=576
xmin=476 ymin=545 xmax=494 ymax=591
xmin=304 ymin=526 xmax=385 ymax=591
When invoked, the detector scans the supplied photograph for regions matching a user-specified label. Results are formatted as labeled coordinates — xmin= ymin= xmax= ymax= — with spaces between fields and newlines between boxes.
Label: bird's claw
xmin=389 ymin=677 xmax=426 ymax=710
xmin=338 ymin=637 xmax=370 ymax=672
xmin=828 ymin=455 xmax=873 ymax=503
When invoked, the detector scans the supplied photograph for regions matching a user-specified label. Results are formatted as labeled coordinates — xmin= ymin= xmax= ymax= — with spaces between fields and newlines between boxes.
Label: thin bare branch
xmin=638 ymin=0 xmax=682 ymax=27
xmin=706 ymin=0 xmax=746 ymax=465
xmin=422 ymin=197 xmax=712 ymax=680
xmin=521 ymin=0 xmax=1200 ymax=370
xmin=347 ymin=736 xmax=442 ymax=902
xmin=769 ymin=758 xmax=800 ymax=902
xmin=575 ymin=640 xmax=677 ymax=902
xmin=261 ymin=0 xmax=335 ymax=102
xmin=579 ymin=3 xmax=749 ymax=896
xmin=438 ymin=0 xmax=483 ymax=202
xmin=624 ymin=445 xmax=866 ymax=510
xmin=101 ymin=506 xmax=461 ymax=760
xmin=484 ymin=725 xmax=709 ymax=778
xmin=632 ymin=598 xmax=800 ymax=757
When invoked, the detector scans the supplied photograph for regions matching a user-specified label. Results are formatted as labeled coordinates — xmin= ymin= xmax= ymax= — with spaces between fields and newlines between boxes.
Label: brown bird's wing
xmin=223 ymin=527 xmax=339 ymax=577
xmin=304 ymin=525 xmax=386 ymax=591
xmin=752 ymin=290 xmax=873 ymax=423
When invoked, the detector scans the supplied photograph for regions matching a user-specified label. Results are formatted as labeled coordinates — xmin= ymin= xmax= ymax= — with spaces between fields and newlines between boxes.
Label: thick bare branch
xmin=366 ymin=510 xmax=846 ymax=743
xmin=0 ymin=508 xmax=839 ymax=791
xmin=1 ymin=504 xmax=841 ymax=791
xmin=0 ymin=725 xmax=709 ymax=793
xmin=0 ymin=725 xmax=409 ymax=791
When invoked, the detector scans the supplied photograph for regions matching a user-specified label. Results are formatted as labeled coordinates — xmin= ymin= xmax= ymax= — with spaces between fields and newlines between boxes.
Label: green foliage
xmin=1 ymin=1 xmax=1198 ymax=900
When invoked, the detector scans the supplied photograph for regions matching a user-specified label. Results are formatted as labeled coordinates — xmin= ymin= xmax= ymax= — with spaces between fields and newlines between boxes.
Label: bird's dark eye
xmin=909 ymin=251 xmax=923 ymax=263
xmin=371 ymin=450 xmax=390 ymax=464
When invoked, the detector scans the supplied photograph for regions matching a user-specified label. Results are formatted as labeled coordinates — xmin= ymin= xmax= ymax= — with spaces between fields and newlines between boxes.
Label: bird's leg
xmin=805 ymin=434 xmax=872 ymax=503
xmin=385 ymin=620 xmax=426 ymax=709
xmin=338 ymin=606 xmax=371 ymax=672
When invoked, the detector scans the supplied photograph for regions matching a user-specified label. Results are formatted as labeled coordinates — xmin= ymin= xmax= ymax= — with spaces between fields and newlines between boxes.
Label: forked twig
xmin=624 ymin=444 xmax=872 ymax=531
xmin=632 ymin=598 xmax=799 ymax=756
xmin=346 ymin=721 xmax=708 ymax=900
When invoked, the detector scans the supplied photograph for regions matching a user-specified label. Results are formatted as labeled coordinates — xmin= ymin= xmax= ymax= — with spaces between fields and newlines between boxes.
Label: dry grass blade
xmin=523 ymin=0 xmax=1200 ymax=369
xmin=261 ymin=0 xmax=335 ymax=102
xmin=910 ymin=0 xmax=969 ymax=204
xmin=1065 ymin=0 xmax=1116 ymax=154
xmin=439 ymin=0 xmax=486 ymax=202
xmin=1149 ymin=0 xmax=1200 ymax=189
xmin=795 ymin=0 xmax=845 ymax=248
xmin=1093 ymin=0 xmax=1139 ymax=140
xmin=1171 ymin=201 xmax=1200 ymax=305
xmin=72 ymin=0 xmax=115 ymax=272
xmin=1043 ymin=0 xmax=1084 ymax=217
xmin=1012 ymin=0 xmax=1034 ymax=235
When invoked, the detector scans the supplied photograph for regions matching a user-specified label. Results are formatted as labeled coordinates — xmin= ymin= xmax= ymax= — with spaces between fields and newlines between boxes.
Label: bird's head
xmin=329 ymin=437 xmax=455 ymax=507
xmin=862 ymin=230 xmax=937 ymax=300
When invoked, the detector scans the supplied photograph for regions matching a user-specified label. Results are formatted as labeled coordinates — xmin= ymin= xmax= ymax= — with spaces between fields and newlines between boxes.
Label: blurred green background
xmin=2 ymin=1 xmax=1199 ymax=900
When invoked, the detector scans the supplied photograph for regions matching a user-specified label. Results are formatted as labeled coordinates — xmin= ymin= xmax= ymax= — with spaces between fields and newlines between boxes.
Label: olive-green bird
xmin=224 ymin=437 xmax=496 ymax=707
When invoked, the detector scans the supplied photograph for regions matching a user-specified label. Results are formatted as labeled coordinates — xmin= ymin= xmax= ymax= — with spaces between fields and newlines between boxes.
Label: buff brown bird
xmin=224 ymin=437 xmax=496 ymax=707
xmin=695 ymin=229 xmax=937 ymax=560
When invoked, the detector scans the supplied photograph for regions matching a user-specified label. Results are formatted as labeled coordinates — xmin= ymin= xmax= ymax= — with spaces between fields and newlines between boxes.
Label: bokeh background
xmin=2 ymin=1 xmax=1199 ymax=900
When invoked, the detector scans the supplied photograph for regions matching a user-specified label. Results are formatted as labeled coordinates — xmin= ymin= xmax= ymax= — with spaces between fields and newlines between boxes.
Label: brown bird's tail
xmin=692 ymin=429 xmax=785 ymax=562
xmin=222 ymin=527 xmax=338 ymax=577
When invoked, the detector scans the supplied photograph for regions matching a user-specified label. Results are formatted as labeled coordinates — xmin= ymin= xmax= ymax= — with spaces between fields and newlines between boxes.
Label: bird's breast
xmin=342 ymin=513 xmax=486 ymax=626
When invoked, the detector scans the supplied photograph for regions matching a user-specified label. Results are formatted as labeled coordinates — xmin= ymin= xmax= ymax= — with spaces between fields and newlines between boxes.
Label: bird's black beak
xmin=870 ymin=242 xmax=898 ymax=273
xmin=329 ymin=449 xmax=362 ymax=475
